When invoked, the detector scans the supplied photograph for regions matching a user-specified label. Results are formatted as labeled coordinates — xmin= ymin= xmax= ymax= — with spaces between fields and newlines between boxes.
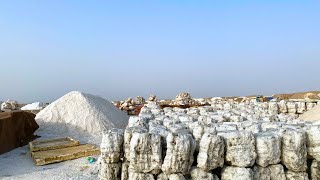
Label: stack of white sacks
xmin=99 ymin=128 xmax=124 ymax=179
xmin=99 ymin=99 xmax=319 ymax=180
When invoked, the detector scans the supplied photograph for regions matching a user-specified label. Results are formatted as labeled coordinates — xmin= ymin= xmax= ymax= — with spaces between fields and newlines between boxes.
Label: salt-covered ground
xmin=0 ymin=132 xmax=100 ymax=180
xmin=0 ymin=145 xmax=98 ymax=180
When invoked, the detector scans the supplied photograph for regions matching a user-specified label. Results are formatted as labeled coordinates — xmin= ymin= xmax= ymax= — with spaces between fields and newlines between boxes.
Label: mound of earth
xmin=290 ymin=91 xmax=320 ymax=99
xmin=273 ymin=91 xmax=320 ymax=100
xmin=299 ymin=104 xmax=320 ymax=121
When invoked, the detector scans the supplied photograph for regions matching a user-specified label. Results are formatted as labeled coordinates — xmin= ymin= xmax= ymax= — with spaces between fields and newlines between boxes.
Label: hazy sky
xmin=0 ymin=1 xmax=319 ymax=103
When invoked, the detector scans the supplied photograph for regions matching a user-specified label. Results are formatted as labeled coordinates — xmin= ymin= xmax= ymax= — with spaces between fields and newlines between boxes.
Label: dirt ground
xmin=273 ymin=91 xmax=320 ymax=100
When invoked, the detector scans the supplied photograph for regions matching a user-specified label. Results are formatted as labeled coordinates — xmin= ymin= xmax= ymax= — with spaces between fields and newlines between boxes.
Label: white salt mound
xmin=299 ymin=104 xmax=320 ymax=121
xmin=21 ymin=102 xmax=45 ymax=110
xmin=35 ymin=91 xmax=129 ymax=143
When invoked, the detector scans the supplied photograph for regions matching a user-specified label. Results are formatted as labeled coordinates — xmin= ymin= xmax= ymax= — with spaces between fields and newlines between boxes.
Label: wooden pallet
xmin=29 ymin=137 xmax=80 ymax=152
xmin=31 ymin=144 xmax=100 ymax=166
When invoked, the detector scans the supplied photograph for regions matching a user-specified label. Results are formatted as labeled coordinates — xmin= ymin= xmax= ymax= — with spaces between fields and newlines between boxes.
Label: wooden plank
xmin=31 ymin=144 xmax=100 ymax=166
xmin=29 ymin=137 xmax=80 ymax=152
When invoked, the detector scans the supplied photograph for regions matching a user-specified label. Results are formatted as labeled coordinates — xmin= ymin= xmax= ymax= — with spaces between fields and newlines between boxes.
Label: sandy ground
xmin=299 ymin=104 xmax=320 ymax=121
xmin=273 ymin=91 xmax=320 ymax=100
xmin=0 ymin=133 xmax=100 ymax=180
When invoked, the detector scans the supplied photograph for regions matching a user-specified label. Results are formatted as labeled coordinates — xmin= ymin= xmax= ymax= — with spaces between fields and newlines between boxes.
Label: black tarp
xmin=0 ymin=111 xmax=39 ymax=154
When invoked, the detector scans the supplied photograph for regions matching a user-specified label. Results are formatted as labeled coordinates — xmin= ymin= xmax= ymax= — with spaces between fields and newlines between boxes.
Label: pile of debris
xmin=116 ymin=96 xmax=148 ymax=115
xmin=112 ymin=101 xmax=121 ymax=108
xmin=170 ymin=92 xmax=200 ymax=107
xmin=148 ymin=94 xmax=157 ymax=102
xmin=135 ymin=96 xmax=145 ymax=105
xmin=1 ymin=100 xmax=18 ymax=112
xmin=119 ymin=98 xmax=137 ymax=115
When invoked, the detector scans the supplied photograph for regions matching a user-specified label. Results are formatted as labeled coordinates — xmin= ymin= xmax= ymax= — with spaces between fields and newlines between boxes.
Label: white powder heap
xmin=21 ymin=102 xmax=45 ymax=110
xmin=35 ymin=91 xmax=129 ymax=144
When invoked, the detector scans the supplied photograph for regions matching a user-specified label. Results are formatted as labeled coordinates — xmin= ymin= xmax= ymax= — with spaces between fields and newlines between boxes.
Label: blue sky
xmin=0 ymin=1 xmax=319 ymax=102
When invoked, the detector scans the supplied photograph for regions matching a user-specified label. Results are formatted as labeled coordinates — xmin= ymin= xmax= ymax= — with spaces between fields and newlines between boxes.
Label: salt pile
xmin=21 ymin=102 xmax=45 ymax=110
xmin=35 ymin=91 xmax=129 ymax=143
